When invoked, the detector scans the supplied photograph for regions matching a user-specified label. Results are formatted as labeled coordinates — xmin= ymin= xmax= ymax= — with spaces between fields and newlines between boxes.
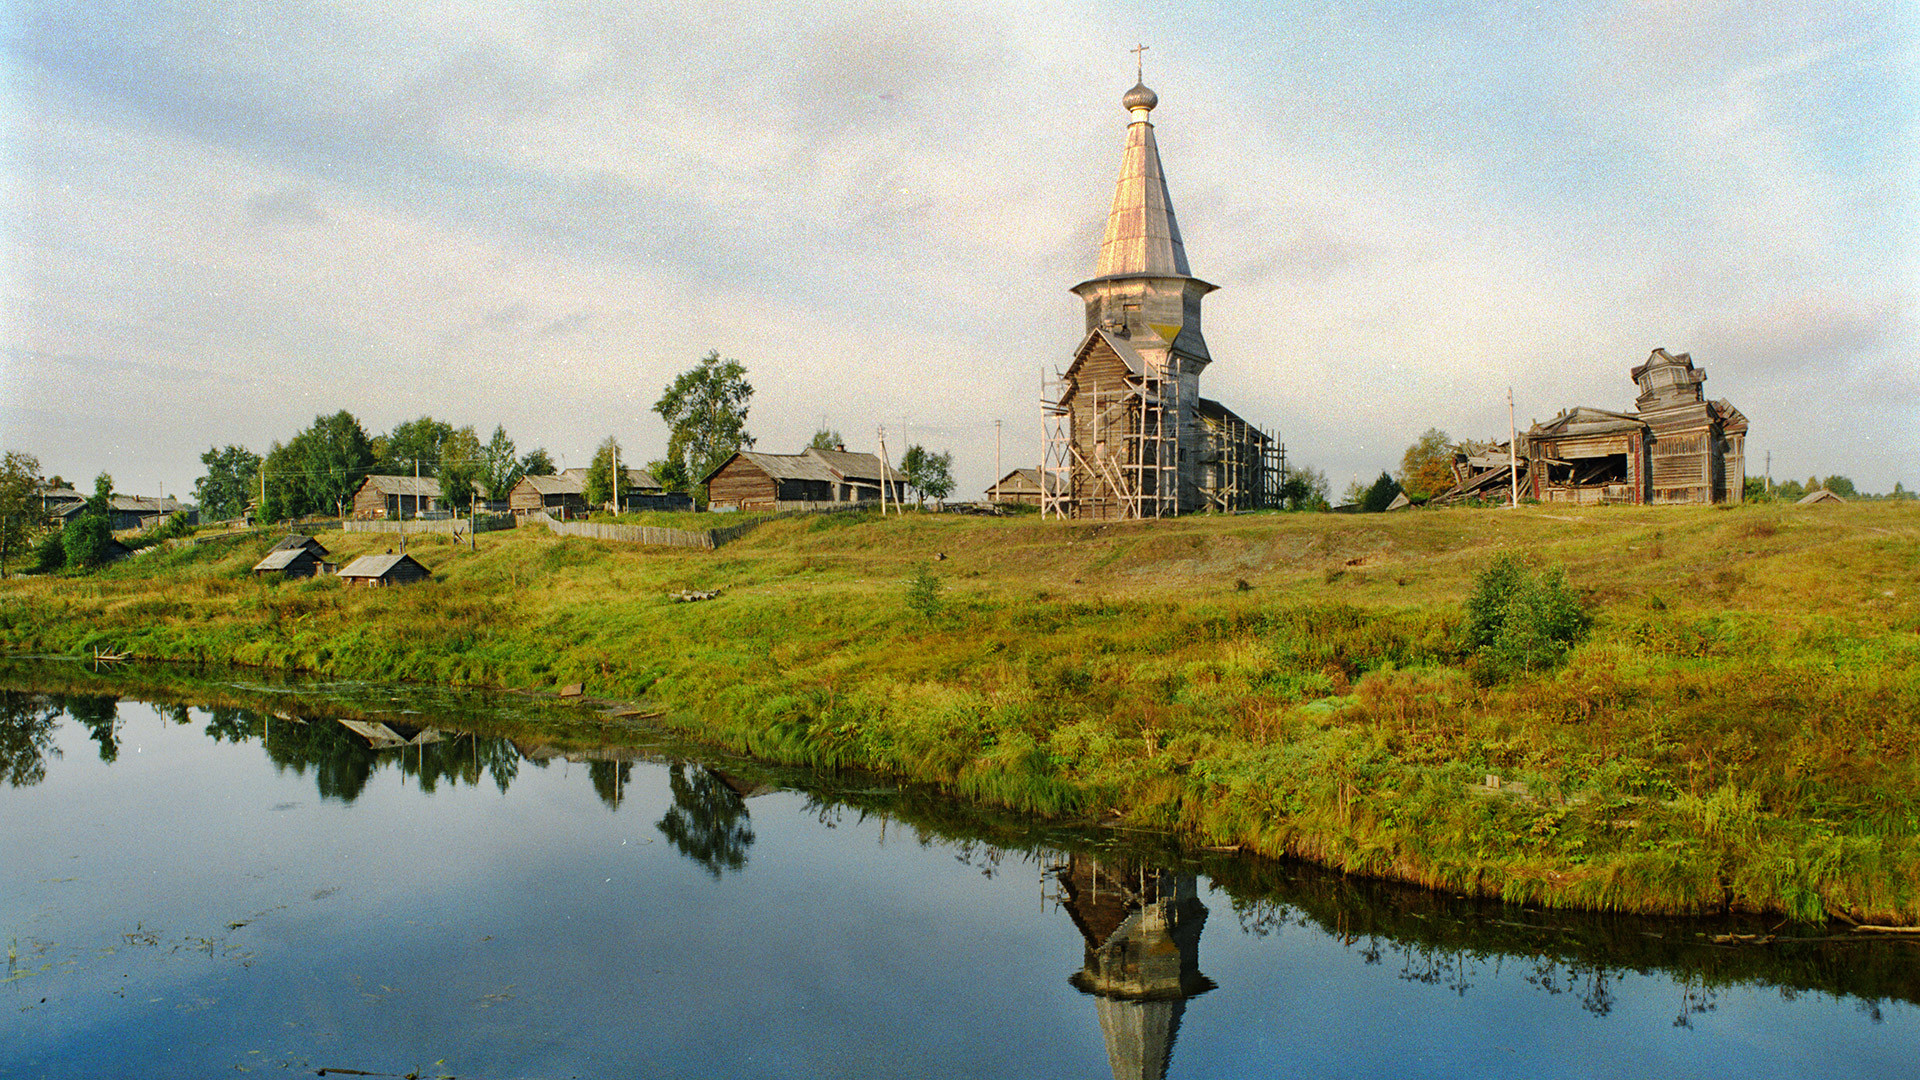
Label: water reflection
xmin=3 ymin=672 xmax=1916 ymax=1077
xmin=655 ymin=763 xmax=758 ymax=877
xmin=1054 ymin=855 xmax=1215 ymax=1080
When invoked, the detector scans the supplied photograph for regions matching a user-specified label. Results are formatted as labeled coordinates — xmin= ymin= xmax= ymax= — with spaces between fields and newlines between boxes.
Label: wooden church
xmin=1042 ymin=77 xmax=1278 ymax=519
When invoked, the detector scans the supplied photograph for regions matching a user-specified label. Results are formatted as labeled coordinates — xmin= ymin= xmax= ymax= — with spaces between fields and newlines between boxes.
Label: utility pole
xmin=993 ymin=419 xmax=1002 ymax=504
xmin=876 ymin=426 xmax=891 ymax=516
xmin=612 ymin=442 xmax=620 ymax=515
xmin=1765 ymin=450 xmax=1772 ymax=495
xmin=1507 ymin=387 xmax=1519 ymax=509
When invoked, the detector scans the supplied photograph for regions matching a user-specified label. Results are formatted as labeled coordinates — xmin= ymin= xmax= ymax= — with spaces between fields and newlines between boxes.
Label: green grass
xmin=4 ymin=501 xmax=1917 ymax=923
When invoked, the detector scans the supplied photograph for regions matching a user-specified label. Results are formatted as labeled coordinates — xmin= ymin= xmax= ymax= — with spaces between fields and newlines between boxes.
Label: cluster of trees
xmin=195 ymin=414 xmax=558 ymax=523
xmin=1745 ymin=475 xmax=1913 ymax=502
xmin=0 ymin=454 xmax=145 ymax=573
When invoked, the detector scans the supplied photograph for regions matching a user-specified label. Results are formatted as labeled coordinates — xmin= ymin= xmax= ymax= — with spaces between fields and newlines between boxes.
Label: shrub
xmin=903 ymin=563 xmax=945 ymax=625
xmin=1462 ymin=553 xmax=1591 ymax=679
xmin=33 ymin=530 xmax=66 ymax=572
xmin=62 ymin=514 xmax=115 ymax=570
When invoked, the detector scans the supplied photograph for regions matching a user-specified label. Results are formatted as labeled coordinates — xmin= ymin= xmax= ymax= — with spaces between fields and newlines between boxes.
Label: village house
xmin=1042 ymin=78 xmax=1279 ymax=519
xmin=336 ymin=552 xmax=430 ymax=587
xmin=251 ymin=546 xmax=333 ymax=579
xmin=350 ymin=475 xmax=442 ymax=519
xmin=106 ymin=496 xmax=194 ymax=532
xmin=1436 ymin=349 xmax=1748 ymax=507
xmin=703 ymin=447 xmax=905 ymax=513
xmin=985 ymin=467 xmax=1062 ymax=506
xmin=270 ymin=534 xmax=329 ymax=557
xmin=507 ymin=468 xmax=693 ymax=517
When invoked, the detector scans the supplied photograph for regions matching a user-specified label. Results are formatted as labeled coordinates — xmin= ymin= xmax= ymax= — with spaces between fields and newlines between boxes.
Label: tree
xmin=1743 ymin=477 xmax=1770 ymax=502
xmin=265 ymin=411 xmax=375 ymax=518
xmin=900 ymin=445 xmax=955 ymax=503
xmin=435 ymin=426 xmax=485 ymax=509
xmin=1361 ymin=471 xmax=1402 ymax=513
xmin=1775 ymin=479 xmax=1805 ymax=502
xmin=585 ymin=437 xmax=622 ymax=510
xmin=62 ymin=514 xmax=114 ymax=569
xmin=653 ymin=350 xmax=755 ymax=498
xmin=808 ymin=428 xmax=844 ymax=451
xmin=1280 ymin=464 xmax=1330 ymax=511
xmin=519 ymin=447 xmax=556 ymax=477
xmin=480 ymin=426 xmax=524 ymax=502
xmin=194 ymin=445 xmax=261 ymax=522
xmin=1396 ymin=428 xmax=1455 ymax=501
xmin=0 ymin=451 xmax=45 ymax=577
xmin=1821 ymin=475 xmax=1858 ymax=498
xmin=86 ymin=473 xmax=115 ymax=516
xmin=1462 ymin=554 xmax=1592 ymax=679
xmin=649 ymin=458 xmax=690 ymax=495
xmin=376 ymin=415 xmax=456 ymax=477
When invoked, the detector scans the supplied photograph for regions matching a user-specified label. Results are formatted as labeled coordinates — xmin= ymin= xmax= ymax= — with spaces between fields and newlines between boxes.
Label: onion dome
xmin=1122 ymin=81 xmax=1158 ymax=113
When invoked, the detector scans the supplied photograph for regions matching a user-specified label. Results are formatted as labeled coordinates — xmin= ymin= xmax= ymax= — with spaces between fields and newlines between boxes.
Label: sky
xmin=2 ymin=0 xmax=1914 ymax=502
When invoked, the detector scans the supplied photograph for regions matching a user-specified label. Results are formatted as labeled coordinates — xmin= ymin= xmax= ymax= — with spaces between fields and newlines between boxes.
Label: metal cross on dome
xmin=1131 ymin=42 xmax=1149 ymax=78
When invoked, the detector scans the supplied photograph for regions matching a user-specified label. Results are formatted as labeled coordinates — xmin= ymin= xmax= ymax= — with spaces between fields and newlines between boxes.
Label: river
xmin=1 ymin=670 xmax=1912 ymax=1078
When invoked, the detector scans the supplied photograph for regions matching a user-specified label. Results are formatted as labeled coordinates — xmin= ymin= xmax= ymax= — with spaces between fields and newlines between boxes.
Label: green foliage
xmin=519 ymin=447 xmax=556 ymax=477
xmin=195 ymin=445 xmax=261 ymax=521
xmin=1361 ymin=471 xmax=1402 ymax=513
xmin=32 ymin=530 xmax=65 ymax=573
xmin=62 ymin=514 xmax=114 ymax=569
xmin=585 ymin=437 xmax=622 ymax=509
xmin=266 ymin=411 xmax=376 ymax=518
xmin=435 ymin=425 xmax=485 ymax=509
xmin=1397 ymin=427 xmax=1454 ymax=500
xmin=481 ymin=425 xmax=524 ymax=501
xmin=653 ymin=350 xmax=755 ymax=495
xmin=901 ymin=445 xmax=955 ymax=502
xmin=904 ymin=563 xmax=945 ymax=624
xmin=649 ymin=458 xmax=691 ymax=496
xmin=0 ymin=451 xmax=45 ymax=573
xmin=87 ymin=472 xmax=115 ymax=516
xmin=1821 ymin=475 xmax=1858 ymax=498
xmin=1280 ymin=464 xmax=1330 ymax=511
xmin=376 ymin=415 xmax=455 ymax=477
xmin=808 ymin=429 xmax=844 ymax=451
xmin=1743 ymin=476 xmax=1770 ymax=502
xmin=1462 ymin=554 xmax=1592 ymax=678
xmin=1774 ymin=479 xmax=1805 ymax=501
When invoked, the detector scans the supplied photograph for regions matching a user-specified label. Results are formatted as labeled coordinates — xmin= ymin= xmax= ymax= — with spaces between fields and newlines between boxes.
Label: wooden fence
xmin=532 ymin=504 xmax=863 ymax=550
xmin=345 ymin=513 xmax=516 ymax=536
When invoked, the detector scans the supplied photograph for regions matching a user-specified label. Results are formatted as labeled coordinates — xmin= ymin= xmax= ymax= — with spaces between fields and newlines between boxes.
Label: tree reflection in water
xmin=0 ymin=689 xmax=61 ymax=787
xmin=63 ymin=695 xmax=121 ymax=763
xmin=654 ymin=763 xmax=755 ymax=877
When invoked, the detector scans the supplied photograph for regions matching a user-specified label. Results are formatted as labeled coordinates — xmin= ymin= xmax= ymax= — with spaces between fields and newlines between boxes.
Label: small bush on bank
xmin=1462 ymin=554 xmax=1592 ymax=680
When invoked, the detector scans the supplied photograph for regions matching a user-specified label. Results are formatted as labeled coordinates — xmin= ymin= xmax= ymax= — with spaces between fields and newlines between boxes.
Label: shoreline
xmin=4 ymin=501 xmax=1916 ymax=923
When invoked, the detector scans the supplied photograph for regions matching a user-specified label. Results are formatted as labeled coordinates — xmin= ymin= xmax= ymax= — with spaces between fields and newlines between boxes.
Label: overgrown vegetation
xmin=3 ymin=500 xmax=1916 ymax=923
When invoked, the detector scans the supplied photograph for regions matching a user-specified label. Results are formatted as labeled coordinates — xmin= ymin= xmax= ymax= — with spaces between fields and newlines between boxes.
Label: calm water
xmin=1 ymin=676 xmax=1913 ymax=1079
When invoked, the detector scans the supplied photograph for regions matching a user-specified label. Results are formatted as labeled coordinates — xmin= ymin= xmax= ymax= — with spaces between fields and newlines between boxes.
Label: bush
xmin=62 ymin=514 xmax=115 ymax=570
xmin=1462 ymin=554 xmax=1591 ymax=679
xmin=903 ymin=563 xmax=945 ymax=625
xmin=33 ymin=530 xmax=66 ymax=572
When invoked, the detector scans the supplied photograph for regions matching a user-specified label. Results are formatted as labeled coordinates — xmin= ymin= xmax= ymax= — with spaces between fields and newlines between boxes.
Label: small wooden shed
xmin=252 ymin=547 xmax=333 ymax=579
xmin=336 ymin=552 xmax=430 ymax=587
xmin=509 ymin=472 xmax=589 ymax=517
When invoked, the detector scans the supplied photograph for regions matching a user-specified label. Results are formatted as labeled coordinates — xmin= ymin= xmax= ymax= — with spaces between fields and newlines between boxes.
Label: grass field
xmin=4 ymin=500 xmax=1916 ymax=922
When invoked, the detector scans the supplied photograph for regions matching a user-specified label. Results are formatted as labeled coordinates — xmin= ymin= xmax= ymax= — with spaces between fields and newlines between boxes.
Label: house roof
xmin=560 ymin=466 xmax=661 ymax=492
xmin=1531 ymin=407 xmax=1646 ymax=438
xmin=989 ymin=467 xmax=1063 ymax=495
xmin=337 ymin=553 xmax=426 ymax=579
xmin=356 ymin=475 xmax=442 ymax=498
xmin=252 ymin=548 xmax=321 ymax=572
xmin=519 ymin=473 xmax=585 ymax=496
xmin=107 ymin=495 xmax=185 ymax=514
xmin=705 ymin=447 xmax=902 ymax=486
xmin=270 ymin=534 xmax=328 ymax=554
xmin=1797 ymin=489 xmax=1846 ymax=504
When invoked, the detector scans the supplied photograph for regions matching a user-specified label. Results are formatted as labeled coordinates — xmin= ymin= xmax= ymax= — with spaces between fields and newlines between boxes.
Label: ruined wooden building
xmin=1041 ymin=79 xmax=1279 ymax=519
xmin=1436 ymin=349 xmax=1748 ymax=507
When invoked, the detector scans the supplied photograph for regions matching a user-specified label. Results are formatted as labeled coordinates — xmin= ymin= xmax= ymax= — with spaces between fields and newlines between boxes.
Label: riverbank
xmin=3 ymin=501 xmax=1916 ymax=922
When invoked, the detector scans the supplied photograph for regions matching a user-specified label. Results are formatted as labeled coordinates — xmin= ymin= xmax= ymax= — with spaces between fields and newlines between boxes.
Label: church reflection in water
xmin=1053 ymin=854 xmax=1216 ymax=1080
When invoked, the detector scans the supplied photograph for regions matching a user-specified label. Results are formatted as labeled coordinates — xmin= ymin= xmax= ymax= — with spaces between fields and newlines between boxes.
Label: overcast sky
xmin=3 ymin=0 xmax=1914 ymax=501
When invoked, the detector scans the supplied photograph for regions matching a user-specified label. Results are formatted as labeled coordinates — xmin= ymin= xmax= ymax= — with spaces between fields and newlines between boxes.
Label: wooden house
xmin=560 ymin=467 xmax=693 ymax=513
xmin=704 ymin=448 xmax=904 ymax=513
xmin=335 ymin=552 xmax=430 ymax=587
xmin=986 ymin=467 xmax=1061 ymax=506
xmin=251 ymin=546 xmax=333 ymax=579
xmin=509 ymin=472 xmax=589 ymax=518
xmin=350 ymin=476 xmax=442 ymax=519
xmin=1797 ymin=489 xmax=1846 ymax=505
xmin=1435 ymin=349 xmax=1748 ymax=507
xmin=1041 ymin=79 xmax=1278 ymax=519
xmin=107 ymin=496 xmax=193 ymax=532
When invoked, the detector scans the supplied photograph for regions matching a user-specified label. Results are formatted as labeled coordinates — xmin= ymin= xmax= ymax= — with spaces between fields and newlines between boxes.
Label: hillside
xmin=4 ymin=501 xmax=1917 ymax=922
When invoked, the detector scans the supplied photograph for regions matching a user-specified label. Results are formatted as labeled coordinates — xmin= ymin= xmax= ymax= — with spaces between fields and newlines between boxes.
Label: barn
xmin=251 ymin=547 xmax=333 ymax=579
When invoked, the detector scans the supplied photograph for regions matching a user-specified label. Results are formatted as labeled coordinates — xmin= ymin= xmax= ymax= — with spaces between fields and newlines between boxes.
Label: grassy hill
xmin=4 ymin=501 xmax=1916 ymax=922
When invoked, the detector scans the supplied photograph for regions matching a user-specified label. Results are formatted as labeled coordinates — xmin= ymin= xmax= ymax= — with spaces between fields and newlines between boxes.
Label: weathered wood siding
xmin=706 ymin=457 xmax=779 ymax=512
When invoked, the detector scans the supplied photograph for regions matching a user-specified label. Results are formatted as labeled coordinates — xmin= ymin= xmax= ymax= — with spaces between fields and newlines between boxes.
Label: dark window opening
xmin=1549 ymin=454 xmax=1629 ymax=486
